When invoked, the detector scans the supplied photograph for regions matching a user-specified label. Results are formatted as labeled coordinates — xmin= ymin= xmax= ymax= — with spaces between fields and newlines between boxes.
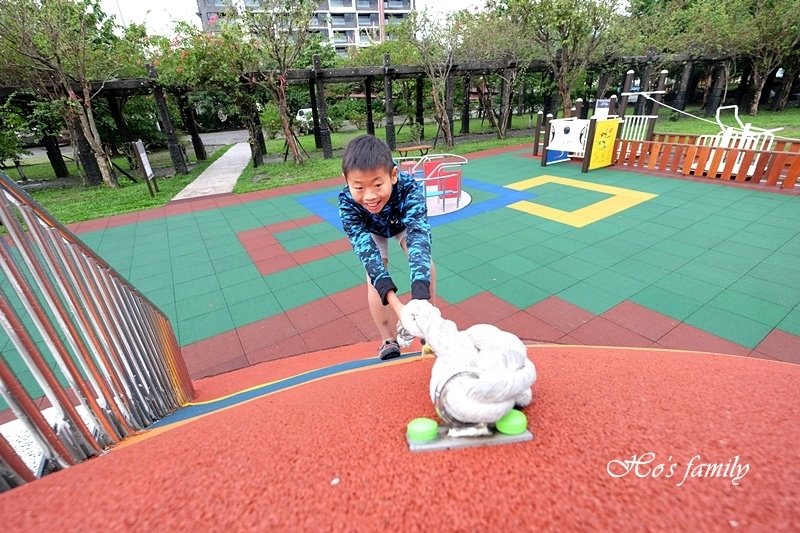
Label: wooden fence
xmin=614 ymin=139 xmax=800 ymax=191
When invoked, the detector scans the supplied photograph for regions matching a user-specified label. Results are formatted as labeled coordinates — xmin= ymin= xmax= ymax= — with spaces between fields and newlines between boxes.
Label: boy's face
xmin=345 ymin=166 xmax=398 ymax=214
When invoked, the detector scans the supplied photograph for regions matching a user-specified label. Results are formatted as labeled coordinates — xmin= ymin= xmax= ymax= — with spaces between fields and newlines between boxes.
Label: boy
xmin=338 ymin=134 xmax=435 ymax=360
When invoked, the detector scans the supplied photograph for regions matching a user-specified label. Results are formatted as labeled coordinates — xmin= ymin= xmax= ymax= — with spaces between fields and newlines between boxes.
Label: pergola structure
xmin=1 ymin=52 xmax=724 ymax=180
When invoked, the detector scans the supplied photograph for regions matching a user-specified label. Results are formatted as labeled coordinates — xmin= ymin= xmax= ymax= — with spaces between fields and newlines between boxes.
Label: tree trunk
xmin=771 ymin=64 xmax=797 ymax=111
xmin=73 ymin=88 xmax=118 ymax=188
xmin=748 ymin=70 xmax=766 ymax=116
xmin=42 ymin=135 xmax=69 ymax=178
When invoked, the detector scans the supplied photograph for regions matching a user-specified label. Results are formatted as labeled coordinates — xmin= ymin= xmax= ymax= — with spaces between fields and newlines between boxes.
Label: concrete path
xmin=171 ymin=142 xmax=250 ymax=201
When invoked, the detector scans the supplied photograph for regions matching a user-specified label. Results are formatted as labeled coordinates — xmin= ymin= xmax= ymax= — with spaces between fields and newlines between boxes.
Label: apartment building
xmin=195 ymin=0 xmax=416 ymax=56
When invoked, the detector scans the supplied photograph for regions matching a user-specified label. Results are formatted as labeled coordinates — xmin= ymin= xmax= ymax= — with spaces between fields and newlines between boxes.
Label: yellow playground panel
xmin=505 ymin=175 xmax=657 ymax=228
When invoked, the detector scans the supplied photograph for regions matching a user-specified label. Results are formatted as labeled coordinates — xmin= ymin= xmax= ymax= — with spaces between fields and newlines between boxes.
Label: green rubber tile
xmin=631 ymin=285 xmax=705 ymax=321
xmin=512 ymin=227 xmax=561 ymax=245
xmin=709 ymin=289 xmax=791 ymax=326
xmin=174 ymin=274 xmax=221 ymax=302
xmin=674 ymin=260 xmax=742 ymax=288
xmin=170 ymin=240 xmax=208 ymax=259
xmin=144 ymin=286 xmax=174 ymax=309
xmin=670 ymin=229 xmax=725 ymax=250
xmin=165 ymin=214 xmax=197 ymax=229
xmin=177 ymin=308 xmax=234 ymax=346
xmin=720 ymin=207 xmax=767 ymax=222
xmin=558 ymin=280 xmax=621 ymax=315
xmin=712 ymin=241 xmax=771 ymax=262
xmin=490 ymin=233 xmax=535 ymax=253
xmin=729 ymin=276 xmax=800 ymax=308
xmin=564 ymin=229 xmax=607 ymax=245
xmin=685 ymin=304 xmax=772 ymax=349
xmin=633 ymin=248 xmax=688 ymax=272
xmin=438 ymin=250 xmax=488 ymax=274
xmin=778 ymin=308 xmax=800 ymax=336
xmin=460 ymin=263 xmax=512 ymax=290
xmin=208 ymin=242 xmax=246 ymax=260
xmin=608 ymin=258 xmax=670 ymax=285
xmin=461 ymin=241 xmax=513 ymax=262
xmin=300 ymin=256 xmax=349 ymax=279
xmin=694 ymin=250 xmax=762 ymax=274
xmin=653 ymin=272 xmax=724 ymax=302
xmin=437 ymin=274 xmax=483 ymax=304
xmin=172 ymin=261 xmax=215 ymax=285
xmin=315 ymin=268 xmax=363 ymax=296
xmin=547 ymin=256 xmax=604 ymax=279
xmin=216 ymin=264 xmax=263 ymax=288
xmin=585 ymin=269 xmax=647 ymax=299
xmin=129 ymin=271 xmax=173 ymax=292
xmin=273 ymin=279 xmax=325 ymax=310
xmin=202 ymin=234 xmax=237 ymax=251
xmin=701 ymin=215 xmax=751 ymax=230
xmin=529 ymin=265 xmax=581 ymax=294
xmin=492 ymin=277 xmax=549 ymax=309
xmin=540 ymin=236 xmax=587 ymax=255
xmin=649 ymin=240 xmax=707 ymax=261
xmin=229 ymin=294 xmax=282 ymax=328
xmin=488 ymin=254 xmax=543 ymax=278
xmin=223 ymin=278 xmax=271 ymax=306
xmin=613 ymin=229 xmax=665 ymax=248
xmin=571 ymin=245 xmax=624 ymax=269
xmin=279 ymin=234 xmax=319 ymax=253
xmin=175 ymin=289 xmax=226 ymax=321
xmin=264 ymin=267 xmax=312 ymax=292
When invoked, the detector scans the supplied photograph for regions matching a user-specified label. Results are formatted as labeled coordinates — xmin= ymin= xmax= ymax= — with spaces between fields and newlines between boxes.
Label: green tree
xmin=237 ymin=0 xmax=317 ymax=164
xmin=491 ymin=0 xmax=618 ymax=115
xmin=0 ymin=0 xmax=130 ymax=187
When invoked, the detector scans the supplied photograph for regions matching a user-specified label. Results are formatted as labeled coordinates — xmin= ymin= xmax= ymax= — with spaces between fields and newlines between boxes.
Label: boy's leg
xmin=367 ymin=272 xmax=394 ymax=341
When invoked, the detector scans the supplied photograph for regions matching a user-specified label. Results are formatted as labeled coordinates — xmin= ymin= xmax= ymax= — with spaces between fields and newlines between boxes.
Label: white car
xmin=295 ymin=108 xmax=313 ymax=133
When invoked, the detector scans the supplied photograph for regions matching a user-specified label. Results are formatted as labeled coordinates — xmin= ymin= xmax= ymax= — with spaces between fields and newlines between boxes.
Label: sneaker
xmin=378 ymin=339 xmax=401 ymax=360
xmin=396 ymin=320 xmax=415 ymax=348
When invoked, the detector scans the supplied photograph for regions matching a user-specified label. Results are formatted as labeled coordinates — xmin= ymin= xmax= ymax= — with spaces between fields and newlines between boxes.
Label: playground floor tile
xmin=602 ymin=300 xmax=681 ymax=342
xmin=35 ymin=144 xmax=799 ymax=383
xmin=568 ymin=316 xmax=653 ymax=348
xmin=755 ymin=329 xmax=800 ymax=364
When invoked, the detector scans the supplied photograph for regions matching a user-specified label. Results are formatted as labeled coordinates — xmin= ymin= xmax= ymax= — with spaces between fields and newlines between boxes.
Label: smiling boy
xmin=338 ymin=134 xmax=435 ymax=360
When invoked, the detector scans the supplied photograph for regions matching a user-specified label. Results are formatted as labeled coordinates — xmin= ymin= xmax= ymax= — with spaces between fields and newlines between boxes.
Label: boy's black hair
xmin=341 ymin=134 xmax=394 ymax=178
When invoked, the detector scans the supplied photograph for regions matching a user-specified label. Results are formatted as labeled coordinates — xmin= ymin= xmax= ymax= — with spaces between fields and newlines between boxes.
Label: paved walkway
xmin=171 ymin=142 xmax=250 ymax=201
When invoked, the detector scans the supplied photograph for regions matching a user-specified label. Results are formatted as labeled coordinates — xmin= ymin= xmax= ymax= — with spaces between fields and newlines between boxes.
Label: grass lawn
xmin=6 ymin=103 xmax=799 ymax=226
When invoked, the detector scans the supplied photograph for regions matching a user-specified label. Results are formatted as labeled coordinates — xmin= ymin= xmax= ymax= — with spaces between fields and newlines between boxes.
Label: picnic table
xmin=395 ymin=144 xmax=432 ymax=157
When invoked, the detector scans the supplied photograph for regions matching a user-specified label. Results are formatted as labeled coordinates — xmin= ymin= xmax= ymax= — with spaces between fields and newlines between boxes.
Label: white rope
xmin=638 ymin=93 xmax=800 ymax=142
xmin=400 ymin=300 xmax=536 ymax=426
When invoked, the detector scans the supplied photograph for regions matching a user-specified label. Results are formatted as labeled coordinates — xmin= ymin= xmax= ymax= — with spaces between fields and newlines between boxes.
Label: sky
xmin=99 ymin=0 xmax=482 ymax=37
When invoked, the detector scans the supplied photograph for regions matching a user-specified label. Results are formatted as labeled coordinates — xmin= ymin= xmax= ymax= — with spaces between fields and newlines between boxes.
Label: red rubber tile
xmin=753 ymin=329 xmax=800 ymax=364
xmin=245 ymin=335 xmax=309 ymax=366
xmin=526 ymin=295 xmax=595 ymax=334
xmin=181 ymin=330 xmax=244 ymax=378
xmin=329 ymin=286 xmax=368 ymax=316
xmin=602 ymin=300 xmax=681 ymax=341
xmin=3 ymin=344 xmax=797 ymax=530
xmin=236 ymin=313 xmax=298 ymax=354
xmin=569 ymin=316 xmax=653 ymax=348
xmin=455 ymin=292 xmax=520 ymax=324
xmin=495 ymin=311 xmax=566 ymax=343
xmin=285 ymin=297 xmax=344 ymax=334
xmin=299 ymin=315 xmax=367 ymax=353
xmin=657 ymin=323 xmax=751 ymax=356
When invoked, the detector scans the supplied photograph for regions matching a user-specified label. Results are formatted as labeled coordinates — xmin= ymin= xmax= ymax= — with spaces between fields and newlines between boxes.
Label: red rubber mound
xmin=2 ymin=345 xmax=798 ymax=530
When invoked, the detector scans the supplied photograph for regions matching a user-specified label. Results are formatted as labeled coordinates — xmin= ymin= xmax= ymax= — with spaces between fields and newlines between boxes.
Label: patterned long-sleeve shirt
xmin=338 ymin=172 xmax=432 ymax=305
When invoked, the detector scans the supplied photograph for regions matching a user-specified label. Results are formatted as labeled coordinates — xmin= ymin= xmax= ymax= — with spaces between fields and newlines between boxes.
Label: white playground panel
xmin=619 ymin=115 xmax=658 ymax=142
xmin=548 ymin=118 xmax=589 ymax=157
xmin=694 ymin=105 xmax=783 ymax=176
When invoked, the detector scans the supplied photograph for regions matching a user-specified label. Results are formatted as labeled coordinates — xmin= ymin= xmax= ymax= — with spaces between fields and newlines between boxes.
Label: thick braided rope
xmin=400 ymin=300 xmax=536 ymax=425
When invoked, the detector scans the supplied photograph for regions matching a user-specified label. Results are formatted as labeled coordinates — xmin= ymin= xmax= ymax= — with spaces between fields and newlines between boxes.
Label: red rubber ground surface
xmin=2 ymin=344 xmax=799 ymax=530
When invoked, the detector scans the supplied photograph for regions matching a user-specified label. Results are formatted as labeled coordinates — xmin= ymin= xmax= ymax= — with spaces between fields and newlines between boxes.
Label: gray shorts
xmin=371 ymin=230 xmax=407 ymax=260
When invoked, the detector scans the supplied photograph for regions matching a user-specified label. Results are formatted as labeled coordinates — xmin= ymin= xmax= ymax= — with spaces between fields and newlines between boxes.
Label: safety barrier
xmin=0 ymin=173 xmax=194 ymax=491
xmin=614 ymin=140 xmax=800 ymax=190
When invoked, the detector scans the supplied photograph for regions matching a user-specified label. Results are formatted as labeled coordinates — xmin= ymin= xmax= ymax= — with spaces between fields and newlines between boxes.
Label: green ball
xmin=406 ymin=417 xmax=439 ymax=442
xmin=495 ymin=409 xmax=528 ymax=435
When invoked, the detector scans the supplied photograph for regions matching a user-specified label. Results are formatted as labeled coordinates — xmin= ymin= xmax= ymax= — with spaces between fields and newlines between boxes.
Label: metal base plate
xmin=407 ymin=426 xmax=534 ymax=452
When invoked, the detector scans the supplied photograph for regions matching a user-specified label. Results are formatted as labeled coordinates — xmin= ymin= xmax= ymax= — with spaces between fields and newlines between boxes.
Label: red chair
xmin=419 ymin=155 xmax=467 ymax=210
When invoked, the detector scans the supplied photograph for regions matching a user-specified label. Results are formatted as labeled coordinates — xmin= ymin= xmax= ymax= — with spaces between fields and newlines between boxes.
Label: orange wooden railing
xmin=614 ymin=140 xmax=800 ymax=191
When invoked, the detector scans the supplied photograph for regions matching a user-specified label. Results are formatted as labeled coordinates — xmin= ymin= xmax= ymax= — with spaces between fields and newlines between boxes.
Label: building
xmin=195 ymin=0 xmax=416 ymax=56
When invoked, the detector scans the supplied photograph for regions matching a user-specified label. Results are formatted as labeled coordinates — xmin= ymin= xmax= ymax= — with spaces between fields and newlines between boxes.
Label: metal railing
xmin=0 ymin=172 xmax=194 ymax=491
